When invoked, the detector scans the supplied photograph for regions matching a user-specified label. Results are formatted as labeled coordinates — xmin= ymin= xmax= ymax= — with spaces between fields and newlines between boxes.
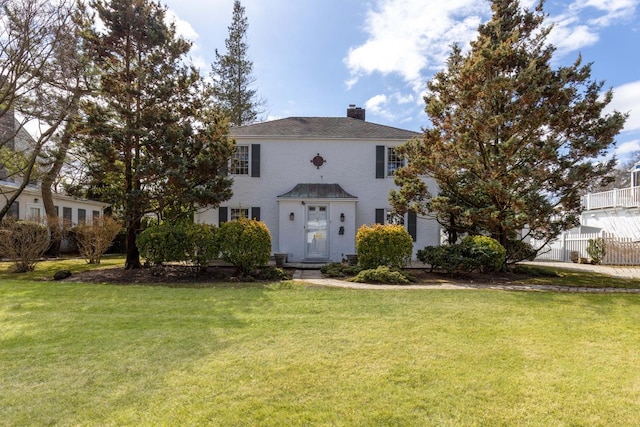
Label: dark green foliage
xmin=320 ymin=262 xmax=363 ymax=278
xmin=219 ymin=218 xmax=271 ymax=275
xmin=418 ymin=236 xmax=506 ymax=274
xmin=80 ymin=0 xmax=234 ymax=269
xmin=355 ymin=224 xmax=413 ymax=270
xmin=137 ymin=222 xmax=219 ymax=273
xmin=350 ymin=266 xmax=411 ymax=285
xmin=252 ymin=267 xmax=291 ymax=281
xmin=463 ymin=235 xmax=506 ymax=272
xmin=210 ymin=0 xmax=263 ymax=126
xmin=506 ymin=239 xmax=537 ymax=264
xmin=587 ymin=237 xmax=607 ymax=264
xmin=391 ymin=0 xmax=627 ymax=256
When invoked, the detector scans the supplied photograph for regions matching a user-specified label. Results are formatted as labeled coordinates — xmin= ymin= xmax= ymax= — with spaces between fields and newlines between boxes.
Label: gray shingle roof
xmin=278 ymin=183 xmax=357 ymax=199
xmin=231 ymin=117 xmax=419 ymax=140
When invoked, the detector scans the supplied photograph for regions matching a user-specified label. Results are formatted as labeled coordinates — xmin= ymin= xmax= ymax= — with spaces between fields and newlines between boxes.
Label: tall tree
xmin=210 ymin=0 xmax=263 ymax=126
xmin=82 ymin=0 xmax=234 ymax=269
xmin=391 ymin=0 xmax=627 ymax=258
xmin=0 ymin=0 xmax=82 ymax=219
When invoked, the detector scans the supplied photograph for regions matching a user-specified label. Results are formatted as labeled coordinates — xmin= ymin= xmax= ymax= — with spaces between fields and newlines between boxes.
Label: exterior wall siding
xmin=196 ymin=136 xmax=440 ymax=262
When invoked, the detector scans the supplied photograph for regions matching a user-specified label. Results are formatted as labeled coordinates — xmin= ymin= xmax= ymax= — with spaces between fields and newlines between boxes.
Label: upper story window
xmin=387 ymin=147 xmax=405 ymax=176
xmin=230 ymin=145 xmax=249 ymax=175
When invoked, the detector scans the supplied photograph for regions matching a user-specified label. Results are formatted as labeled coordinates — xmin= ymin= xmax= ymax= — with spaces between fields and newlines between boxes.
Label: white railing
xmin=581 ymin=187 xmax=640 ymax=210
xmin=531 ymin=232 xmax=640 ymax=265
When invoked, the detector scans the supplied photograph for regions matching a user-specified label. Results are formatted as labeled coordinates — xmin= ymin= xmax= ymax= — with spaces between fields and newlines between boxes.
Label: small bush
xmin=462 ymin=235 xmax=506 ymax=272
xmin=320 ymin=262 xmax=362 ymax=278
xmin=356 ymin=224 xmax=413 ymax=270
xmin=252 ymin=266 xmax=291 ymax=281
xmin=587 ymin=237 xmax=607 ymax=265
xmin=0 ymin=220 xmax=50 ymax=273
xmin=219 ymin=218 xmax=271 ymax=275
xmin=73 ymin=216 xmax=122 ymax=264
xmin=417 ymin=236 xmax=506 ymax=274
xmin=350 ymin=266 xmax=410 ymax=284
xmin=137 ymin=221 xmax=219 ymax=273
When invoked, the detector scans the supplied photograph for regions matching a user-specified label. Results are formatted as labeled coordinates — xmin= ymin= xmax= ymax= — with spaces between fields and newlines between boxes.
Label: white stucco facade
xmin=195 ymin=110 xmax=440 ymax=263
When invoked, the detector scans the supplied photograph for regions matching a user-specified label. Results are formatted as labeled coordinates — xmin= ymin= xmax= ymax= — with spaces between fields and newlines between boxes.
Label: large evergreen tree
xmin=391 ymin=0 xmax=626 ymax=258
xmin=82 ymin=0 xmax=234 ymax=269
xmin=210 ymin=0 xmax=263 ymax=126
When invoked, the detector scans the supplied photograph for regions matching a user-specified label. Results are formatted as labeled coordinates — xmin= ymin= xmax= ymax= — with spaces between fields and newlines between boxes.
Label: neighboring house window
xmin=387 ymin=147 xmax=405 ymax=176
xmin=78 ymin=208 xmax=86 ymax=224
xmin=92 ymin=210 xmax=100 ymax=221
xmin=29 ymin=206 xmax=42 ymax=222
xmin=7 ymin=202 xmax=19 ymax=219
xmin=230 ymin=208 xmax=249 ymax=221
xmin=54 ymin=206 xmax=59 ymax=217
xmin=63 ymin=207 xmax=72 ymax=226
xmin=231 ymin=145 xmax=249 ymax=175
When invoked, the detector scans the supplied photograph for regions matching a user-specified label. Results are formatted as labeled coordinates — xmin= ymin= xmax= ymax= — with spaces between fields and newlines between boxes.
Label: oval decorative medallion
xmin=311 ymin=153 xmax=325 ymax=169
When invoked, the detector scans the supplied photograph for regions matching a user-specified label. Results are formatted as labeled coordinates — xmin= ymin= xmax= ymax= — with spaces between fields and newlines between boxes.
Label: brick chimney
xmin=347 ymin=104 xmax=365 ymax=121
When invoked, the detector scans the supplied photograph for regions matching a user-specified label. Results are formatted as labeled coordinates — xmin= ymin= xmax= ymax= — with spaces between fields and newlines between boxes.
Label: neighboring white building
xmin=579 ymin=162 xmax=640 ymax=241
xmin=0 ymin=110 xmax=109 ymax=226
xmin=0 ymin=181 xmax=108 ymax=226
xmin=196 ymin=106 xmax=441 ymax=263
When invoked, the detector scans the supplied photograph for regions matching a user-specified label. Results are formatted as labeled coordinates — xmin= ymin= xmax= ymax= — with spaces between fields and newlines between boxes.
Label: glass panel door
xmin=306 ymin=205 xmax=328 ymax=259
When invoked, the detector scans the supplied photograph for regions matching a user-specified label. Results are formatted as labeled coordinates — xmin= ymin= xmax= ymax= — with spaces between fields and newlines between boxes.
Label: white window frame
xmin=230 ymin=208 xmax=249 ymax=221
xmin=230 ymin=145 xmax=250 ymax=175
xmin=387 ymin=146 xmax=405 ymax=176
xmin=385 ymin=210 xmax=405 ymax=225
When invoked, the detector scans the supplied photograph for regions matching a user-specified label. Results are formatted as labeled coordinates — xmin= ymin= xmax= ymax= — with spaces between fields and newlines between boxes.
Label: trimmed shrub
xmin=350 ymin=266 xmax=410 ymax=284
xmin=0 ymin=220 xmax=50 ymax=273
xmin=587 ymin=237 xmax=607 ymax=264
xmin=73 ymin=216 xmax=122 ymax=264
xmin=137 ymin=221 xmax=219 ymax=273
xmin=355 ymin=224 xmax=413 ymax=270
xmin=219 ymin=218 xmax=271 ymax=275
xmin=320 ymin=262 xmax=362 ymax=278
xmin=462 ymin=235 xmax=506 ymax=272
xmin=417 ymin=236 xmax=506 ymax=274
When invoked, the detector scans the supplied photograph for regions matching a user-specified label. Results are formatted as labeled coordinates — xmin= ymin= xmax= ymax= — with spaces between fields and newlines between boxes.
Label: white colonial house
xmin=196 ymin=105 xmax=441 ymax=263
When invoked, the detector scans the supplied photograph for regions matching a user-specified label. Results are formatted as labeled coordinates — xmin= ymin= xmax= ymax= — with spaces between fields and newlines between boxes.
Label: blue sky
xmin=163 ymin=0 xmax=640 ymax=161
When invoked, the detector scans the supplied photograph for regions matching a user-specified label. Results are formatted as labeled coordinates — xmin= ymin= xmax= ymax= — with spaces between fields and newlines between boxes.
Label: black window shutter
xmin=375 ymin=209 xmax=384 ymax=225
xmin=251 ymin=207 xmax=260 ymax=221
xmin=408 ymin=211 xmax=417 ymax=242
xmin=219 ymin=207 xmax=228 ymax=225
xmin=375 ymin=145 xmax=385 ymax=178
xmin=251 ymin=144 xmax=260 ymax=177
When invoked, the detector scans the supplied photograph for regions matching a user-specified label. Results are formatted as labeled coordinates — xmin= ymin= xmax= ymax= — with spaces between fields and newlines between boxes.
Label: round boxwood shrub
xmin=219 ymin=218 xmax=271 ymax=275
xmin=461 ymin=235 xmax=506 ymax=272
xmin=356 ymin=224 xmax=413 ymax=270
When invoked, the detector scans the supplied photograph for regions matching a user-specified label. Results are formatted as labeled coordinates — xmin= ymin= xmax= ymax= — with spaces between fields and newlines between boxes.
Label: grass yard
xmin=2 ymin=274 xmax=640 ymax=426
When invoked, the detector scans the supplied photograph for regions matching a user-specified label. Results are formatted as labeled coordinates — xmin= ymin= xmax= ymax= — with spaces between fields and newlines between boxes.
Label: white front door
xmin=305 ymin=205 xmax=329 ymax=259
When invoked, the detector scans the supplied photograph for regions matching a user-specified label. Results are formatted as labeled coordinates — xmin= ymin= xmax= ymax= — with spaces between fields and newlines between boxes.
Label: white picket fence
xmin=531 ymin=232 xmax=640 ymax=266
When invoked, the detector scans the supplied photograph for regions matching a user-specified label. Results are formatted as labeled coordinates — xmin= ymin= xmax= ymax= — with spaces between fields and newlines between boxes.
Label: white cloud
xmin=608 ymin=80 xmax=640 ymax=133
xmin=344 ymin=0 xmax=487 ymax=88
xmin=616 ymin=139 xmax=640 ymax=155
xmin=165 ymin=9 xmax=199 ymax=42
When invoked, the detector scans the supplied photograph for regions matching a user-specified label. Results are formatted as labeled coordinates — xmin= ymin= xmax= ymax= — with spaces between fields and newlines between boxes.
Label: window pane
xmin=231 ymin=145 xmax=249 ymax=175
xmin=78 ymin=209 xmax=86 ymax=224
xmin=230 ymin=208 xmax=249 ymax=221
xmin=387 ymin=147 xmax=405 ymax=176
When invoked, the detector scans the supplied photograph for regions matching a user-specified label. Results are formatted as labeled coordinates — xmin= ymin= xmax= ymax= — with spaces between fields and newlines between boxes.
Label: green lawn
xmin=2 ymin=275 xmax=640 ymax=426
